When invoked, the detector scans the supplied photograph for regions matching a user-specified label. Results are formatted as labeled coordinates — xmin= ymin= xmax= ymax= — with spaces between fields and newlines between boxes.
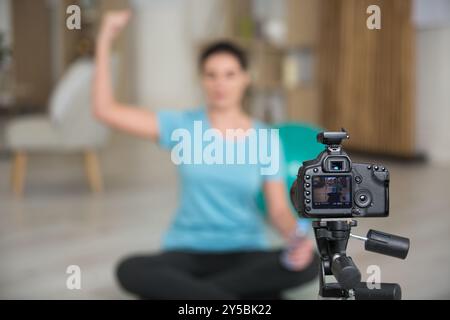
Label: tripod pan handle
xmin=365 ymin=230 xmax=410 ymax=259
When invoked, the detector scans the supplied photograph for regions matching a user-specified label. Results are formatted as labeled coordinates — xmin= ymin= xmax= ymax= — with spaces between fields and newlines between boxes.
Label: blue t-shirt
xmin=156 ymin=107 xmax=285 ymax=252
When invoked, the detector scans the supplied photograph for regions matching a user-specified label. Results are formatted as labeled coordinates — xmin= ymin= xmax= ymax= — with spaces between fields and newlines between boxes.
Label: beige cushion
xmin=5 ymin=57 xmax=114 ymax=152
xmin=5 ymin=116 xmax=63 ymax=151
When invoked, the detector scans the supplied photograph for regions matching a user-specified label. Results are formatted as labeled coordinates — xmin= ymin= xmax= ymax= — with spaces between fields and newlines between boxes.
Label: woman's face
xmin=201 ymin=53 xmax=250 ymax=110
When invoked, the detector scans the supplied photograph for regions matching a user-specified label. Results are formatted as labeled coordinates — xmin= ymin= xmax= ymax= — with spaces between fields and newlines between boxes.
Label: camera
xmin=290 ymin=130 xmax=389 ymax=218
xmin=288 ymin=130 xmax=410 ymax=300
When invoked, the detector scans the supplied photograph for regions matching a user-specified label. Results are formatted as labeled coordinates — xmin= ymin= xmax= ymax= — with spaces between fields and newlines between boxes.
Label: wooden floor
xmin=0 ymin=136 xmax=449 ymax=299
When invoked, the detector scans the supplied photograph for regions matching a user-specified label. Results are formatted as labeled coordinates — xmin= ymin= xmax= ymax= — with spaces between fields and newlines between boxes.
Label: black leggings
xmin=116 ymin=249 xmax=319 ymax=299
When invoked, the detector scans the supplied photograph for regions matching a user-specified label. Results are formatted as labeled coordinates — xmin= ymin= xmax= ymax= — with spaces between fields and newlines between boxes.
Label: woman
xmin=94 ymin=10 xmax=318 ymax=299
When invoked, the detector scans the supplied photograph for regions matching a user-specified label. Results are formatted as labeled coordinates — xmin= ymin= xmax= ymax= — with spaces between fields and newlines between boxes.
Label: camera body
xmin=290 ymin=131 xmax=389 ymax=218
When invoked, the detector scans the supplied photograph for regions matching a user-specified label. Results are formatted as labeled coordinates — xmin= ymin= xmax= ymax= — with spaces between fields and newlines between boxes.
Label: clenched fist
xmin=98 ymin=10 xmax=132 ymax=43
xmin=285 ymin=237 xmax=315 ymax=271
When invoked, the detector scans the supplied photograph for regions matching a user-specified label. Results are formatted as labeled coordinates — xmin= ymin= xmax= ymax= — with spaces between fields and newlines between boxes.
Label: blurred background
xmin=0 ymin=0 xmax=449 ymax=299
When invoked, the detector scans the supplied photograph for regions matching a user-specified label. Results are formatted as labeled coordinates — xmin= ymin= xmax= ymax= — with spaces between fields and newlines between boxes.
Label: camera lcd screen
xmin=312 ymin=175 xmax=352 ymax=209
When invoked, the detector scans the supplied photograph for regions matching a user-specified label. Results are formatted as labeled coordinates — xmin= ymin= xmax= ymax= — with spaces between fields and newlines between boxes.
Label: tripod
xmin=312 ymin=219 xmax=410 ymax=300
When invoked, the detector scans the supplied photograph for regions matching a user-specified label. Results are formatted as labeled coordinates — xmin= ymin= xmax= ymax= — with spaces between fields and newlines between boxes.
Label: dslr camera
xmin=290 ymin=130 xmax=389 ymax=218
xmin=289 ymin=130 xmax=410 ymax=300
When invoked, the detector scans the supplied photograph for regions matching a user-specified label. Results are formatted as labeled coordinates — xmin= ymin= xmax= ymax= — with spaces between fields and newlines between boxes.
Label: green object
xmin=257 ymin=122 xmax=324 ymax=215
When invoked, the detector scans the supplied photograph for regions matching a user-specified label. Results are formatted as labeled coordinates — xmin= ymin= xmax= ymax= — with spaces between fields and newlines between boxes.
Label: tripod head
xmin=313 ymin=219 xmax=410 ymax=299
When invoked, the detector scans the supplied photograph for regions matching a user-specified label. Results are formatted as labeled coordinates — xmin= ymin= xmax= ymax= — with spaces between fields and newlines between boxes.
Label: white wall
xmin=0 ymin=0 xmax=11 ymax=46
xmin=415 ymin=0 xmax=450 ymax=164
xmin=129 ymin=0 xmax=202 ymax=110
xmin=188 ymin=0 xmax=227 ymax=41
xmin=416 ymin=26 xmax=450 ymax=164
xmin=413 ymin=0 xmax=450 ymax=29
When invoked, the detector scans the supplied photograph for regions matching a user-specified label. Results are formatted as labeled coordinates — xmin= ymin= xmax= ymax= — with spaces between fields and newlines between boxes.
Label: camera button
xmin=305 ymin=191 xmax=311 ymax=196
xmin=305 ymin=175 xmax=311 ymax=180
xmin=374 ymin=166 xmax=379 ymax=171
xmin=305 ymin=206 xmax=311 ymax=212
xmin=305 ymin=199 xmax=311 ymax=204
xmin=367 ymin=165 xmax=372 ymax=169
xmin=313 ymin=168 xmax=319 ymax=173
xmin=355 ymin=176 xmax=362 ymax=184
xmin=355 ymin=190 xmax=372 ymax=208
xmin=304 ymin=183 xmax=311 ymax=188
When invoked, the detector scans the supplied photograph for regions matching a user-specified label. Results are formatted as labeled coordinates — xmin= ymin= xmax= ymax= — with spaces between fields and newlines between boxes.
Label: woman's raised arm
xmin=93 ymin=10 xmax=159 ymax=141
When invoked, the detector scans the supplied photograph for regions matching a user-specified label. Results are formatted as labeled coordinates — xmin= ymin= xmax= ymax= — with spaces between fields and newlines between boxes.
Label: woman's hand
xmin=98 ymin=10 xmax=132 ymax=43
xmin=263 ymin=181 xmax=315 ymax=270
xmin=285 ymin=237 xmax=315 ymax=271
